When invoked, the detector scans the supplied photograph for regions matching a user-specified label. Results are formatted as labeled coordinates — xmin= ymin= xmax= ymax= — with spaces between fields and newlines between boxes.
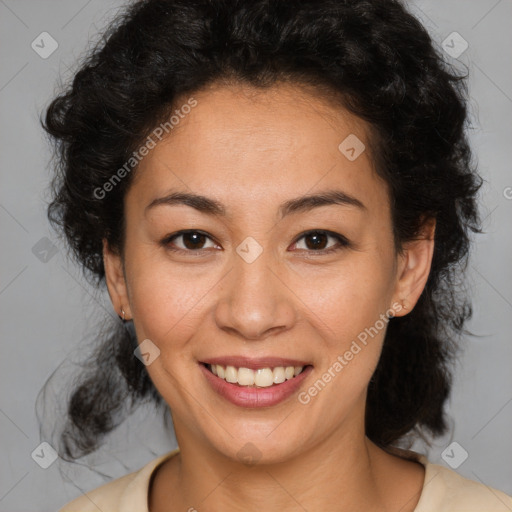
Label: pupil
xmin=184 ymin=232 xmax=205 ymax=250
xmin=306 ymin=232 xmax=327 ymax=250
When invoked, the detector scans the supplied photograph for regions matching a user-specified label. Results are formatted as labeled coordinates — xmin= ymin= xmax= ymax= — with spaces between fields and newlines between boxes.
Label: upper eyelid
xmin=290 ymin=230 xmax=348 ymax=248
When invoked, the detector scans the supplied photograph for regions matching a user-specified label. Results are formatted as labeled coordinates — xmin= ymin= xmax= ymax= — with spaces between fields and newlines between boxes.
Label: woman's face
xmin=104 ymin=82 xmax=433 ymax=463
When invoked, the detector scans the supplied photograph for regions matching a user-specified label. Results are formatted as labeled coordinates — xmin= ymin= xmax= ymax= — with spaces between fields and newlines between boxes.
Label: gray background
xmin=1 ymin=0 xmax=511 ymax=510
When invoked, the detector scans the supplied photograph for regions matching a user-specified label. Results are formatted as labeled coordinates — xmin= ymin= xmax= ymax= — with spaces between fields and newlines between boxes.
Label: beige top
xmin=59 ymin=447 xmax=512 ymax=511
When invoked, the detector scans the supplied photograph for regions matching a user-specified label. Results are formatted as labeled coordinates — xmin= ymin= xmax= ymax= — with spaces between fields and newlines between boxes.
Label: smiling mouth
xmin=201 ymin=363 xmax=312 ymax=388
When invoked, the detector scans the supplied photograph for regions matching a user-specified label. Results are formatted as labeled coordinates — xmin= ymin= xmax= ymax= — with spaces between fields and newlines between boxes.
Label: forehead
xmin=128 ymin=82 xmax=388 ymax=218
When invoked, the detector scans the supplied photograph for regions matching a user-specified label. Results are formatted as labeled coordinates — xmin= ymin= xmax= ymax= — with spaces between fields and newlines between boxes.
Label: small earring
xmin=401 ymin=299 xmax=408 ymax=310
xmin=121 ymin=308 xmax=126 ymax=321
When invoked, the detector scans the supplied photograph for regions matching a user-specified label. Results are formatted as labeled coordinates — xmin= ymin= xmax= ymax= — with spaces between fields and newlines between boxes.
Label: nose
xmin=214 ymin=244 xmax=297 ymax=341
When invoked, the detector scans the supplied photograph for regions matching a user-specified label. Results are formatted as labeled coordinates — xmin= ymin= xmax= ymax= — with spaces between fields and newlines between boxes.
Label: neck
xmin=149 ymin=418 xmax=424 ymax=512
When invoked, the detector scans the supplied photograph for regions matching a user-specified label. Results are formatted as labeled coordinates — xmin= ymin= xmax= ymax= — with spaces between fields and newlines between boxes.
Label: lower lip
xmin=199 ymin=363 xmax=313 ymax=408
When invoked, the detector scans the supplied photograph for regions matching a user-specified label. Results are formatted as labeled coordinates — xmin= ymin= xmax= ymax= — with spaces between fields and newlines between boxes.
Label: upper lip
xmin=201 ymin=356 xmax=312 ymax=370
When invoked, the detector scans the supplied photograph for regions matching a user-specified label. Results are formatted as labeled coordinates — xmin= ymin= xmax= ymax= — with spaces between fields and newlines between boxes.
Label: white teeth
xmin=225 ymin=365 xmax=237 ymax=383
xmin=208 ymin=364 xmax=305 ymax=387
xmin=273 ymin=367 xmax=286 ymax=384
xmin=238 ymin=367 xmax=255 ymax=386
xmin=254 ymin=368 xmax=274 ymax=387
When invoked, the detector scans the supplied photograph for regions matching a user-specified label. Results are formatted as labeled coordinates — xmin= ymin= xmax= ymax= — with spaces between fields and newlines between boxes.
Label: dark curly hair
xmin=41 ymin=0 xmax=482 ymax=460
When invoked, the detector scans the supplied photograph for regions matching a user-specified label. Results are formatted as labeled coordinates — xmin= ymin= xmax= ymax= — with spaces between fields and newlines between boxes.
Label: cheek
xmin=297 ymin=252 xmax=396 ymax=403
xmin=295 ymin=253 xmax=396 ymax=341
xmin=124 ymin=250 xmax=207 ymax=347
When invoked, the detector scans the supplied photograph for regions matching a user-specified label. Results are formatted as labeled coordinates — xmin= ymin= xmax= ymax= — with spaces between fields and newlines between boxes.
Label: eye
xmin=291 ymin=230 xmax=350 ymax=254
xmin=161 ymin=229 xmax=350 ymax=255
xmin=161 ymin=230 xmax=219 ymax=253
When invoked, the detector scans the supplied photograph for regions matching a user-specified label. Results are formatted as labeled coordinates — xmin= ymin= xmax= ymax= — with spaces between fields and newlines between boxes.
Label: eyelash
xmin=160 ymin=229 xmax=350 ymax=256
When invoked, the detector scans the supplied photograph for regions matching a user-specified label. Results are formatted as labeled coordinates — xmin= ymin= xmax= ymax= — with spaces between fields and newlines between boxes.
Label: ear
xmin=391 ymin=217 xmax=436 ymax=317
xmin=103 ymin=238 xmax=132 ymax=320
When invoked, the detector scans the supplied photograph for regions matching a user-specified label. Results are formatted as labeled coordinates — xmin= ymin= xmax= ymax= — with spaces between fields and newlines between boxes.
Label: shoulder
xmin=416 ymin=461 xmax=512 ymax=512
xmin=59 ymin=471 xmax=137 ymax=512
xmin=385 ymin=446 xmax=512 ymax=512
xmin=59 ymin=449 xmax=180 ymax=512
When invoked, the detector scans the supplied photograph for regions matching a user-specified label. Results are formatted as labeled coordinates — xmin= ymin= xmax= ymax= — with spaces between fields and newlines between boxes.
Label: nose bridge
xmin=235 ymin=235 xmax=274 ymax=296
xmin=214 ymin=235 xmax=294 ymax=340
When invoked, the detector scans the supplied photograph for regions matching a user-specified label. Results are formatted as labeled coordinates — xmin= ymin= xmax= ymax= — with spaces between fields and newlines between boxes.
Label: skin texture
xmin=103 ymin=82 xmax=435 ymax=511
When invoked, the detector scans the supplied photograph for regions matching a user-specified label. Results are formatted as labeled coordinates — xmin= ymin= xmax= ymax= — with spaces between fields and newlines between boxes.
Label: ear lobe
xmin=102 ymin=238 xmax=131 ymax=319
xmin=392 ymin=218 xmax=436 ymax=317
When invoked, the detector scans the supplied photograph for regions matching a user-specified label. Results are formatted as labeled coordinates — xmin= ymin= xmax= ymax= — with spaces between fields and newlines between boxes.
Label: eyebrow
xmin=145 ymin=189 xmax=366 ymax=219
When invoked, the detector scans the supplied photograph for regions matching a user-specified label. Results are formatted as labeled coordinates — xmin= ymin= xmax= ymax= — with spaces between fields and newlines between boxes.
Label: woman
xmin=42 ymin=0 xmax=512 ymax=510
